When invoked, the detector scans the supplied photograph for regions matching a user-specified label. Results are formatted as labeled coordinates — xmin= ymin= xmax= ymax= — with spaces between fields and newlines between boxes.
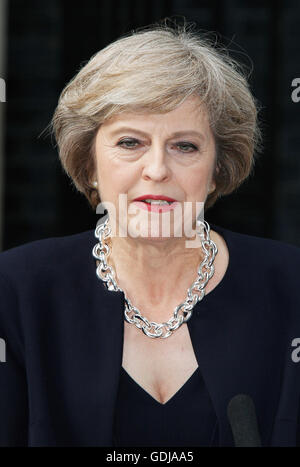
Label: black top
xmin=0 ymin=222 xmax=300 ymax=446
xmin=113 ymin=366 xmax=218 ymax=447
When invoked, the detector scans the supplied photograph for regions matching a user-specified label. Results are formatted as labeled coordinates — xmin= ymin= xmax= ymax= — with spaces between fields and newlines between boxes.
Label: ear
xmin=90 ymin=170 xmax=98 ymax=187
xmin=209 ymin=182 xmax=216 ymax=194
xmin=209 ymin=163 xmax=220 ymax=193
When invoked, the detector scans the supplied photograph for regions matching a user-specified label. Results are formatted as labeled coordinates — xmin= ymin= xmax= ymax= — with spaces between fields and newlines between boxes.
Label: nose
xmin=141 ymin=143 xmax=171 ymax=182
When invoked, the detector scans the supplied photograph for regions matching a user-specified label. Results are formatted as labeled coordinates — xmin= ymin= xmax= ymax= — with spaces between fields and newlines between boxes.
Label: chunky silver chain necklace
xmin=92 ymin=217 xmax=218 ymax=339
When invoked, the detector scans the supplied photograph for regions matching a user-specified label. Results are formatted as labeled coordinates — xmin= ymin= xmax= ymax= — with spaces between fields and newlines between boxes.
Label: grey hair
xmin=50 ymin=18 xmax=263 ymax=211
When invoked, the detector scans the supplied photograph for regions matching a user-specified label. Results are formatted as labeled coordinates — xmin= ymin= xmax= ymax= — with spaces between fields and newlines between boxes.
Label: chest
xmin=121 ymin=320 xmax=199 ymax=404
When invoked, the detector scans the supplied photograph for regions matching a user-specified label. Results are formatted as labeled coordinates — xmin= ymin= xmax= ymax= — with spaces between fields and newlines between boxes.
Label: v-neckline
xmin=121 ymin=365 xmax=200 ymax=406
xmin=117 ymin=223 xmax=234 ymax=407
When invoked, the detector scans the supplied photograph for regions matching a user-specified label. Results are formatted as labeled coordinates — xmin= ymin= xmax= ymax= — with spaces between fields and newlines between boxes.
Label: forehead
xmin=101 ymin=95 xmax=210 ymax=131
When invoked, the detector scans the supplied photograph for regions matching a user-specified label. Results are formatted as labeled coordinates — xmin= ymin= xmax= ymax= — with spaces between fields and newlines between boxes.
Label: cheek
xmin=97 ymin=163 xmax=137 ymax=199
xmin=179 ymin=169 xmax=209 ymax=194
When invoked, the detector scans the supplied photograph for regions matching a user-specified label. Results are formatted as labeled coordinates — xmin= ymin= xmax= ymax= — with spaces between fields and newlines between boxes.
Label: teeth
xmin=143 ymin=199 xmax=172 ymax=205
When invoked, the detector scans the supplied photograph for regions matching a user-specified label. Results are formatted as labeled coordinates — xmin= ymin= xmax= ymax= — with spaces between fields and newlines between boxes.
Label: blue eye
xmin=117 ymin=138 xmax=139 ymax=149
xmin=176 ymin=142 xmax=198 ymax=152
xmin=116 ymin=138 xmax=198 ymax=153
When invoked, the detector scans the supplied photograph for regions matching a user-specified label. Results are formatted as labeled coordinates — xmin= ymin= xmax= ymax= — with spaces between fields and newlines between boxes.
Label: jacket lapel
xmin=186 ymin=282 xmax=284 ymax=447
xmin=88 ymin=225 xmax=285 ymax=447
xmin=90 ymin=276 xmax=125 ymax=446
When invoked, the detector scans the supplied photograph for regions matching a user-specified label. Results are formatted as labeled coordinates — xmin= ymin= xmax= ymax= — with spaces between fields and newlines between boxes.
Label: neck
xmin=106 ymin=233 xmax=208 ymax=321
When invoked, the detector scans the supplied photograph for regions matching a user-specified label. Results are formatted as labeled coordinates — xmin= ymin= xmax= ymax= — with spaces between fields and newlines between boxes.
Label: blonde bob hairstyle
xmin=50 ymin=19 xmax=263 ymax=211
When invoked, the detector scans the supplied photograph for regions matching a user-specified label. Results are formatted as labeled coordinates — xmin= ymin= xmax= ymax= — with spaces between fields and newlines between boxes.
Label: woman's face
xmin=93 ymin=94 xmax=217 ymax=242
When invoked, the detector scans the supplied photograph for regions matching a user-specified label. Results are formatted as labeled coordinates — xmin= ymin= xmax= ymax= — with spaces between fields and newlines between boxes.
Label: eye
xmin=175 ymin=142 xmax=198 ymax=153
xmin=117 ymin=138 xmax=140 ymax=149
xmin=116 ymin=138 xmax=198 ymax=153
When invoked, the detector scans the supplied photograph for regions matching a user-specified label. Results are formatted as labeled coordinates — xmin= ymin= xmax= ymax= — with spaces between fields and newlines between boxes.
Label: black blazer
xmin=0 ymin=223 xmax=300 ymax=447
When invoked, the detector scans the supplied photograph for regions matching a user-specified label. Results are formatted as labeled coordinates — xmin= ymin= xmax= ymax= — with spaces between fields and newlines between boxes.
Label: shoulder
xmin=211 ymin=222 xmax=300 ymax=270
xmin=0 ymin=228 xmax=95 ymax=285
xmin=0 ymin=228 xmax=97 ymax=361
xmin=211 ymin=222 xmax=300 ymax=322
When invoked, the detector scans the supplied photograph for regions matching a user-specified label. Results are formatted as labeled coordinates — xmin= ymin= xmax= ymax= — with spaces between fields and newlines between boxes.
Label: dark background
xmin=2 ymin=0 xmax=300 ymax=251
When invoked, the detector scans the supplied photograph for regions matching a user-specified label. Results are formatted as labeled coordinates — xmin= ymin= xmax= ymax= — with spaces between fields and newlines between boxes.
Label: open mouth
xmin=140 ymin=200 xmax=174 ymax=205
xmin=132 ymin=200 xmax=179 ymax=211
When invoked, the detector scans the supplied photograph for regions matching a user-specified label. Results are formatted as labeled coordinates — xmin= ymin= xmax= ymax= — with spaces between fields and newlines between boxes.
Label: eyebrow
xmin=108 ymin=126 xmax=206 ymax=141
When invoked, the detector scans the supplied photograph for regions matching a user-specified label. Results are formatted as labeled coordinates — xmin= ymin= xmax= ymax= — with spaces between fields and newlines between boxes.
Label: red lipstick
xmin=132 ymin=195 xmax=180 ymax=213
xmin=133 ymin=194 xmax=177 ymax=202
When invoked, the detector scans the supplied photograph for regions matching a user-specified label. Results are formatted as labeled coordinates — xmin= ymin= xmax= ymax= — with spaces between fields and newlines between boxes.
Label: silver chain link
xmin=92 ymin=217 xmax=218 ymax=339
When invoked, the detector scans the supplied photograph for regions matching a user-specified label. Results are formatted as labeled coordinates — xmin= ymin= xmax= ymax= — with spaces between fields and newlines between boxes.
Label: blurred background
xmin=0 ymin=0 xmax=299 ymax=251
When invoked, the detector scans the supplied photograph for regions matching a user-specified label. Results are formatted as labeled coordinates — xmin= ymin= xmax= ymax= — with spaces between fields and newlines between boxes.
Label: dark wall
xmin=3 ymin=0 xmax=300 ymax=250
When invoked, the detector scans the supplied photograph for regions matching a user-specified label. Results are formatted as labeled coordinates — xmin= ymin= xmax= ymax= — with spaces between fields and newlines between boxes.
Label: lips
xmin=132 ymin=200 xmax=180 ymax=212
xmin=133 ymin=194 xmax=177 ymax=202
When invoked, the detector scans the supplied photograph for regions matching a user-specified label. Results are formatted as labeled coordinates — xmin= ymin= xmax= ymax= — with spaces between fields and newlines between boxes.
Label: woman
xmin=0 ymin=20 xmax=300 ymax=447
